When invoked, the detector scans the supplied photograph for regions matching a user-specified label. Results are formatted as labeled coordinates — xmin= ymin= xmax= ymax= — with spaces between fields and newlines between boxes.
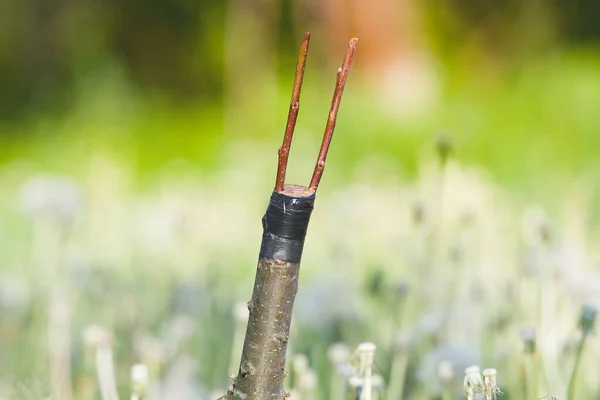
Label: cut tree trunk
xmin=219 ymin=33 xmax=356 ymax=400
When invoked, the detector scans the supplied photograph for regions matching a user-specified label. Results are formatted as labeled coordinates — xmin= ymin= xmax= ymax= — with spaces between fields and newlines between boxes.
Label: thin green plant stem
xmin=97 ymin=339 xmax=120 ymax=400
xmin=298 ymin=368 xmax=318 ymax=400
xmin=524 ymin=352 xmax=535 ymax=400
xmin=48 ymin=281 xmax=73 ymax=400
xmin=348 ymin=376 xmax=362 ymax=400
xmin=330 ymin=366 xmax=345 ymax=400
xmin=521 ymin=326 xmax=537 ymax=400
xmin=388 ymin=283 xmax=409 ymax=349
xmin=438 ymin=361 xmax=454 ymax=400
xmin=83 ymin=326 xmax=119 ymax=400
xmin=328 ymin=343 xmax=351 ymax=400
xmin=566 ymin=333 xmax=587 ymax=400
xmin=567 ymin=304 xmax=596 ymax=400
xmin=385 ymin=349 xmax=409 ymax=400
xmin=441 ymin=385 xmax=453 ymax=400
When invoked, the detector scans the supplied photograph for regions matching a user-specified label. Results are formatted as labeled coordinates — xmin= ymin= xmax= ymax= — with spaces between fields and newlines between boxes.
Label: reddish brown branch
xmin=309 ymin=38 xmax=358 ymax=191
xmin=275 ymin=32 xmax=311 ymax=193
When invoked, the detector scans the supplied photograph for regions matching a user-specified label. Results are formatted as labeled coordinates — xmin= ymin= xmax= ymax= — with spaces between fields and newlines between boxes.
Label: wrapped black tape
xmin=259 ymin=190 xmax=315 ymax=263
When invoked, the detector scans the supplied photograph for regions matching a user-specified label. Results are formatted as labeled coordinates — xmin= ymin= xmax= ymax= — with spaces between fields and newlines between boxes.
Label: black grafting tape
xmin=259 ymin=190 xmax=315 ymax=263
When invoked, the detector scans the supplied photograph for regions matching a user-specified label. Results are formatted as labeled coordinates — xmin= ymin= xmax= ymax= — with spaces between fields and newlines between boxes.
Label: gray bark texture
xmin=221 ymin=259 xmax=299 ymax=400
xmin=218 ymin=187 xmax=314 ymax=400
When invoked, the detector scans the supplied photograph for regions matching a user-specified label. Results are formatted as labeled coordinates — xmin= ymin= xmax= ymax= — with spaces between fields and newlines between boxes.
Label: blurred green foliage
xmin=0 ymin=0 xmax=599 ymax=194
xmin=0 ymin=3 xmax=599 ymax=203
xmin=2 ymin=2 xmax=600 ymax=399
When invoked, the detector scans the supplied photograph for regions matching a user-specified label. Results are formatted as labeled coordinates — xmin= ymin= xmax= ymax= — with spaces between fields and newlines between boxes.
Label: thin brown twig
xmin=275 ymin=32 xmax=311 ymax=192
xmin=309 ymin=37 xmax=358 ymax=190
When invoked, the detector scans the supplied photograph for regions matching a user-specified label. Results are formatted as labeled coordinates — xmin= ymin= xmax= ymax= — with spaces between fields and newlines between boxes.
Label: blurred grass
xmin=0 ymin=51 xmax=600 ymax=399
xmin=2 ymin=3 xmax=600 ymax=399
xmin=1 ymin=47 xmax=599 ymax=194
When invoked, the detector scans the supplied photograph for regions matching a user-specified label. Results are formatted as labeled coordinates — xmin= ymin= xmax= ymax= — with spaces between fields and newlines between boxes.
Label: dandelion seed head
xmin=438 ymin=360 xmax=454 ymax=383
xmin=0 ymin=277 xmax=30 ymax=315
xmin=131 ymin=364 xmax=149 ymax=385
xmin=580 ymin=304 xmax=597 ymax=334
xmin=520 ymin=325 xmax=536 ymax=353
xmin=292 ymin=354 xmax=309 ymax=373
xmin=294 ymin=278 xmax=359 ymax=332
xmin=19 ymin=175 xmax=82 ymax=221
xmin=328 ymin=343 xmax=351 ymax=365
xmin=417 ymin=309 xmax=445 ymax=339
xmin=300 ymin=369 xmax=317 ymax=390
xmin=482 ymin=368 xmax=502 ymax=399
xmin=83 ymin=325 xmax=111 ymax=348
xmin=463 ymin=365 xmax=484 ymax=396
xmin=419 ymin=343 xmax=480 ymax=396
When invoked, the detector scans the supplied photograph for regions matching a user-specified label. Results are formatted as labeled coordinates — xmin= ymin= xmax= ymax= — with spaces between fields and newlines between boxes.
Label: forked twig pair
xmin=275 ymin=32 xmax=358 ymax=193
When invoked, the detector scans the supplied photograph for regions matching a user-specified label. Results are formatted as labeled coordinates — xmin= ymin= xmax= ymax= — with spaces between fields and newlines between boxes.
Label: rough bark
xmin=220 ymin=187 xmax=314 ymax=400
xmin=227 ymin=259 xmax=299 ymax=399
xmin=219 ymin=35 xmax=357 ymax=400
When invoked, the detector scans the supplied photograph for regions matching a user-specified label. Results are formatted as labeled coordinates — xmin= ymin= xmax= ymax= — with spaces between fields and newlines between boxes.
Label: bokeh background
xmin=2 ymin=1 xmax=600 ymax=399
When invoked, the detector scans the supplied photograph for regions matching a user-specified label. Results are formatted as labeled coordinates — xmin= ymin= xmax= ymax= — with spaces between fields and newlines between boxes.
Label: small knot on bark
xmin=240 ymin=361 xmax=255 ymax=377
xmin=273 ymin=333 xmax=289 ymax=343
xmin=225 ymin=386 xmax=248 ymax=399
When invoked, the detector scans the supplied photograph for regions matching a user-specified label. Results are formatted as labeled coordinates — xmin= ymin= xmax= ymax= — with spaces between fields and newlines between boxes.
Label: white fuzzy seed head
xmin=328 ymin=342 xmax=351 ymax=365
xmin=168 ymin=314 xmax=197 ymax=345
xmin=20 ymin=175 xmax=82 ymax=221
xmin=372 ymin=374 xmax=385 ymax=390
xmin=482 ymin=368 xmax=496 ymax=378
xmin=356 ymin=342 xmax=376 ymax=375
xmin=520 ymin=325 xmax=536 ymax=353
xmin=301 ymin=369 xmax=318 ymax=390
xmin=0 ymin=277 xmax=30 ymax=314
xmin=134 ymin=333 xmax=165 ymax=365
xmin=292 ymin=354 xmax=309 ymax=373
xmin=83 ymin=325 xmax=111 ymax=348
xmin=357 ymin=342 xmax=376 ymax=355
xmin=463 ymin=365 xmax=483 ymax=396
xmin=438 ymin=360 xmax=454 ymax=383
xmin=233 ymin=301 xmax=249 ymax=324
xmin=483 ymin=368 xmax=501 ymax=398
xmin=348 ymin=375 xmax=363 ymax=389
xmin=131 ymin=364 xmax=149 ymax=385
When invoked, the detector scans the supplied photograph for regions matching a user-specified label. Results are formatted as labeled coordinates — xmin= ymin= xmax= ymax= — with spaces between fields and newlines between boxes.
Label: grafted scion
xmin=220 ymin=32 xmax=357 ymax=400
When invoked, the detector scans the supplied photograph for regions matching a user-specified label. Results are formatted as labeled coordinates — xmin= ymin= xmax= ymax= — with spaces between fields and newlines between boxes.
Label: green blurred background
xmin=1 ymin=0 xmax=599 ymax=189
xmin=3 ymin=1 xmax=600 ymax=399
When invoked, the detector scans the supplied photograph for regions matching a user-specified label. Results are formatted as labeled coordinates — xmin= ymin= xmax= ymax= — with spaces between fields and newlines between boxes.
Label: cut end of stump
xmin=279 ymin=184 xmax=315 ymax=198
